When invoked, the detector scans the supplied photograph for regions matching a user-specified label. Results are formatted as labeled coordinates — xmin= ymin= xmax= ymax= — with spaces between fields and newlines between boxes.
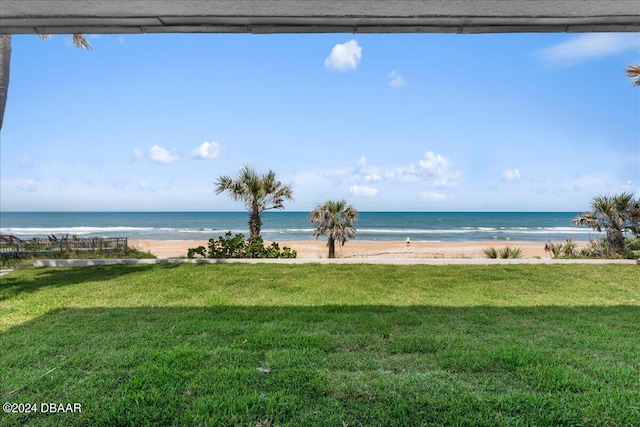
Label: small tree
xmin=215 ymin=165 xmax=293 ymax=244
xmin=310 ymin=200 xmax=358 ymax=258
xmin=572 ymin=192 xmax=640 ymax=254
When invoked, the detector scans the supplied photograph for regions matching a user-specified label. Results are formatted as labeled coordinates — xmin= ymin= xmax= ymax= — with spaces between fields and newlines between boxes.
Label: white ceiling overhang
xmin=1 ymin=0 xmax=639 ymax=35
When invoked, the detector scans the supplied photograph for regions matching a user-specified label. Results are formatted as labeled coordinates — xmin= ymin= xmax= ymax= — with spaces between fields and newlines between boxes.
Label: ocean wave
xmin=355 ymin=227 xmax=600 ymax=235
xmin=262 ymin=228 xmax=315 ymax=233
xmin=1 ymin=225 xmax=604 ymax=240
xmin=176 ymin=228 xmax=225 ymax=233
xmin=0 ymin=226 xmax=154 ymax=236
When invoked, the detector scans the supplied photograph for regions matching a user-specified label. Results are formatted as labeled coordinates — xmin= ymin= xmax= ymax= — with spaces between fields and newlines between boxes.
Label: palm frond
xmin=72 ymin=34 xmax=91 ymax=50
xmin=37 ymin=34 xmax=91 ymax=50
xmin=214 ymin=175 xmax=234 ymax=194
xmin=626 ymin=65 xmax=640 ymax=86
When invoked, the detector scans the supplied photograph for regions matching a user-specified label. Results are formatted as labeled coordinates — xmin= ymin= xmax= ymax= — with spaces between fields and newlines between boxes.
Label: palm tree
xmin=0 ymin=34 xmax=90 ymax=131
xmin=310 ymin=200 xmax=358 ymax=258
xmin=627 ymin=65 xmax=640 ymax=86
xmin=0 ymin=35 xmax=11 ymax=132
xmin=215 ymin=165 xmax=293 ymax=243
xmin=572 ymin=192 xmax=640 ymax=253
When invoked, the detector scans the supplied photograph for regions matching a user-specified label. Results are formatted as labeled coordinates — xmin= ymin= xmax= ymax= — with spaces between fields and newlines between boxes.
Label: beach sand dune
xmin=131 ymin=240 xmax=563 ymax=259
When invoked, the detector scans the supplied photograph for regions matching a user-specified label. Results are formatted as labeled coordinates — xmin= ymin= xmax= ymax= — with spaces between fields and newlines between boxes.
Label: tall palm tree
xmin=215 ymin=165 xmax=293 ymax=243
xmin=573 ymin=192 xmax=640 ymax=253
xmin=627 ymin=65 xmax=640 ymax=86
xmin=0 ymin=35 xmax=13 ymax=132
xmin=310 ymin=200 xmax=358 ymax=258
xmin=0 ymin=34 xmax=90 ymax=131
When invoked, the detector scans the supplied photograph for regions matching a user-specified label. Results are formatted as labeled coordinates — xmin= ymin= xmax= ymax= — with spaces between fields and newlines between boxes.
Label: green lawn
xmin=1 ymin=264 xmax=639 ymax=426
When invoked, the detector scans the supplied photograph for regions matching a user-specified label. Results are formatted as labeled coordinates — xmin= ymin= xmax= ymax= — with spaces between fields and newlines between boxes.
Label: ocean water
xmin=0 ymin=211 xmax=603 ymax=242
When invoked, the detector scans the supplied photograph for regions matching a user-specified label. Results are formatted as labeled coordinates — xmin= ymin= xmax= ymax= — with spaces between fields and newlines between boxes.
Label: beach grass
xmin=1 ymin=264 xmax=639 ymax=426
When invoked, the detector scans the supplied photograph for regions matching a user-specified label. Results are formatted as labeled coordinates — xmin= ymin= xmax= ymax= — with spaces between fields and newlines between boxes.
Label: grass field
xmin=1 ymin=264 xmax=639 ymax=426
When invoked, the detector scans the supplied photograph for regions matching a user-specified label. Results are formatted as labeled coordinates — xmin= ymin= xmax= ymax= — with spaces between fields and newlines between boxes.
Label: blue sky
xmin=1 ymin=32 xmax=638 ymax=212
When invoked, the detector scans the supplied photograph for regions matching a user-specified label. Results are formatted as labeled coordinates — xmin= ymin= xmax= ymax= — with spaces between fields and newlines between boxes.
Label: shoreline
xmin=130 ymin=239 xmax=579 ymax=259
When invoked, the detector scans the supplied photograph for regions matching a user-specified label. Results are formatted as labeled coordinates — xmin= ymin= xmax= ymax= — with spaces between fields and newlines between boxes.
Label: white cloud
xmin=502 ymin=168 xmax=522 ymax=183
xmin=325 ymin=151 xmax=460 ymax=189
xmin=349 ymin=185 xmax=378 ymax=197
xmin=132 ymin=148 xmax=143 ymax=161
xmin=388 ymin=70 xmax=404 ymax=87
xmin=192 ymin=141 xmax=223 ymax=159
xmin=323 ymin=167 xmax=353 ymax=182
xmin=420 ymin=191 xmax=446 ymax=202
xmin=149 ymin=145 xmax=180 ymax=164
xmin=325 ymin=40 xmax=362 ymax=71
xmin=17 ymin=179 xmax=39 ymax=192
xmin=527 ymin=173 xmax=614 ymax=198
xmin=418 ymin=151 xmax=449 ymax=176
xmin=621 ymin=180 xmax=634 ymax=190
xmin=324 ymin=156 xmax=373 ymax=183
xmin=407 ymin=151 xmax=461 ymax=188
xmin=540 ymin=33 xmax=640 ymax=65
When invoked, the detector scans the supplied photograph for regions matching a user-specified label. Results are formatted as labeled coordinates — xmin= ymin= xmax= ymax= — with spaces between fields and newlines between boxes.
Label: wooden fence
xmin=0 ymin=235 xmax=128 ymax=259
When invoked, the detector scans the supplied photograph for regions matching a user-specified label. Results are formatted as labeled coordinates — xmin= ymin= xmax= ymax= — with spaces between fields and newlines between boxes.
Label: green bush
xmin=483 ymin=246 xmax=522 ymax=259
xmin=209 ymin=232 xmax=248 ymax=258
xmin=579 ymin=238 xmax=613 ymax=259
xmin=571 ymin=237 xmax=637 ymax=260
xmin=499 ymin=246 xmax=522 ymax=259
xmin=0 ymin=246 xmax=156 ymax=268
xmin=546 ymin=237 xmax=639 ymax=260
xmin=483 ymin=247 xmax=498 ymax=259
xmin=625 ymin=237 xmax=640 ymax=251
xmin=187 ymin=232 xmax=297 ymax=259
xmin=187 ymin=246 xmax=207 ymax=259
xmin=544 ymin=238 xmax=578 ymax=259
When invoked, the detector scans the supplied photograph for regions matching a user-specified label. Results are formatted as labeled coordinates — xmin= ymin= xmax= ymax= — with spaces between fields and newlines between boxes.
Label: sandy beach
xmin=130 ymin=239 xmax=565 ymax=260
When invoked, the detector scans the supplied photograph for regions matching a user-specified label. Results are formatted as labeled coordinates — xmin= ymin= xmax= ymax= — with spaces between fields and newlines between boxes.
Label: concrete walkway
xmin=33 ymin=258 xmax=640 ymax=267
xmin=0 ymin=269 xmax=14 ymax=276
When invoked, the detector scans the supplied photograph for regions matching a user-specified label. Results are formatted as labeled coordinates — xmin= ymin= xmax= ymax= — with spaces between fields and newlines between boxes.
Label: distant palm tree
xmin=0 ymin=34 xmax=90 ymax=131
xmin=215 ymin=165 xmax=293 ymax=243
xmin=572 ymin=192 xmax=640 ymax=253
xmin=310 ymin=200 xmax=358 ymax=258
xmin=627 ymin=65 xmax=640 ymax=86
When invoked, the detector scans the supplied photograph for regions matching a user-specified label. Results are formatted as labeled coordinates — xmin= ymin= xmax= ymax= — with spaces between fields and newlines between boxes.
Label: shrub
xmin=209 ymin=232 xmax=249 ymax=258
xmin=187 ymin=246 xmax=207 ymax=259
xmin=484 ymin=246 xmax=522 ymax=259
xmin=499 ymin=246 xmax=522 ymax=259
xmin=483 ymin=247 xmax=498 ymax=259
xmin=187 ymin=232 xmax=297 ymax=259
xmin=578 ymin=237 xmax=639 ymax=260
xmin=546 ymin=237 xmax=639 ymax=260
xmin=544 ymin=241 xmax=562 ymax=258
xmin=544 ymin=238 xmax=578 ymax=259
xmin=0 ymin=245 xmax=156 ymax=268
xmin=580 ymin=238 xmax=614 ymax=259
xmin=625 ymin=237 xmax=640 ymax=251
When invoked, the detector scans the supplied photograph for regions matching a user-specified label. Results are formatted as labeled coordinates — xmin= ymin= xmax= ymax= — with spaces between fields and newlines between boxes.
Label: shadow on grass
xmin=1 ymin=305 xmax=639 ymax=426
xmin=0 ymin=264 xmax=180 ymax=301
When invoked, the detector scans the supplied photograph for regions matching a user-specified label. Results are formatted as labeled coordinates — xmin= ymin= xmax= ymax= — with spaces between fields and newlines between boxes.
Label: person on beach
xmin=406 ymin=237 xmax=411 ymax=246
